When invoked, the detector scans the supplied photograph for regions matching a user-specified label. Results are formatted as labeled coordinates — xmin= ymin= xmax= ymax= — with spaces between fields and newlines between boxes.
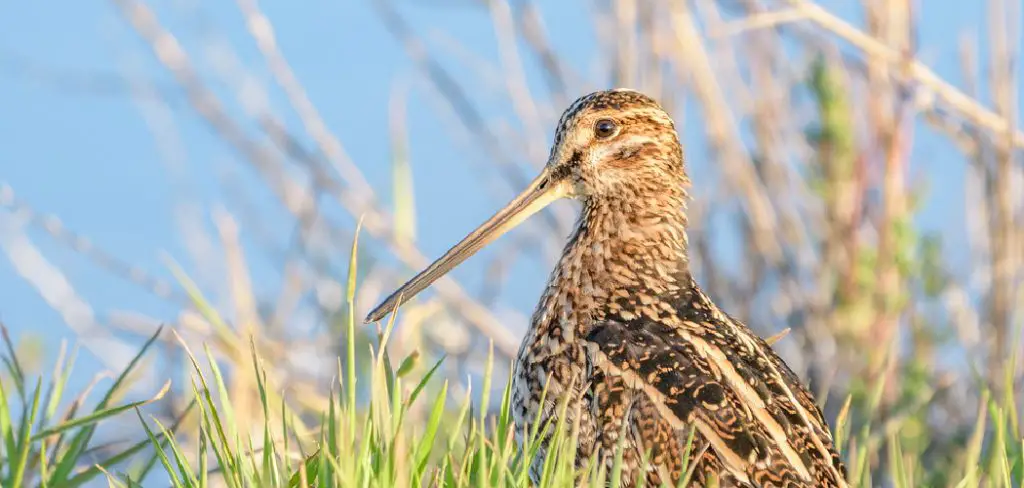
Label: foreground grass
xmin=130 ymin=329 xmax=1024 ymax=487
xmin=0 ymin=313 xmax=1020 ymax=487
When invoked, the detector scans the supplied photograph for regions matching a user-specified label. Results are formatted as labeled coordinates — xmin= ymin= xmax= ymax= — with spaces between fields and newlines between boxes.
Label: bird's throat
xmin=534 ymin=195 xmax=692 ymax=341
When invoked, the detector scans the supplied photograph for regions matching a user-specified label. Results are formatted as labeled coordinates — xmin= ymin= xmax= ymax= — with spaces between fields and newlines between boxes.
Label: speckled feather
xmin=509 ymin=90 xmax=849 ymax=487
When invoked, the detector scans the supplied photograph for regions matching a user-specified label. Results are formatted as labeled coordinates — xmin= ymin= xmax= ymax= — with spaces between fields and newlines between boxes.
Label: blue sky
xmin=0 ymin=0 xmax=1014 ymax=394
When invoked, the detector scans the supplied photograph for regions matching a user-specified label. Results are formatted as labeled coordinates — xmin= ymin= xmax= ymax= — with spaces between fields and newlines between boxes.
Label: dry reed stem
xmin=111 ymin=0 xmax=521 ymax=357
xmin=984 ymin=0 xmax=1020 ymax=384
xmin=0 ymin=212 xmax=139 ymax=372
xmin=787 ymin=0 xmax=1024 ymax=149
xmin=710 ymin=7 xmax=808 ymax=38
xmin=0 ymin=183 xmax=185 ymax=304
xmin=487 ymin=0 xmax=549 ymax=170
xmin=234 ymin=0 xmax=375 ymax=206
xmin=512 ymin=1 xmax=571 ymax=107
xmin=668 ymin=2 xmax=784 ymax=265
xmin=214 ymin=208 xmax=262 ymax=431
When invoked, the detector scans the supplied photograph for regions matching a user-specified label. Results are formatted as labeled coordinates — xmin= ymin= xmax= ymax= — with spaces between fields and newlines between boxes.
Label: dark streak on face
xmin=611 ymin=145 xmax=642 ymax=164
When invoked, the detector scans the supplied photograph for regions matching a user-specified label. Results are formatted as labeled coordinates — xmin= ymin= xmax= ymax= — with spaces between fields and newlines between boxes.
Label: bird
xmin=365 ymin=89 xmax=848 ymax=487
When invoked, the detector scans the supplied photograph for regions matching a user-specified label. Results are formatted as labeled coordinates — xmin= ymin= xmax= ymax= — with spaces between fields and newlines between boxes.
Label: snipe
xmin=366 ymin=89 xmax=848 ymax=487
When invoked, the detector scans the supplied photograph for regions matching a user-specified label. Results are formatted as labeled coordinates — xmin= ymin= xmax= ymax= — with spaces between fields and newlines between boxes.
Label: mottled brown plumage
xmin=366 ymin=89 xmax=848 ymax=487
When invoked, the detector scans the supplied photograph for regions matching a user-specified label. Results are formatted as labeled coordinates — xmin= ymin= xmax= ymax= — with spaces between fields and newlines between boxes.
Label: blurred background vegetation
xmin=0 ymin=0 xmax=1021 ymax=486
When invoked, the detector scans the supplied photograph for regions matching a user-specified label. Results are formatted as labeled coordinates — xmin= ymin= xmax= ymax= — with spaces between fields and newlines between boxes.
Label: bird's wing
xmin=587 ymin=366 xmax=747 ymax=488
xmin=583 ymin=313 xmax=847 ymax=487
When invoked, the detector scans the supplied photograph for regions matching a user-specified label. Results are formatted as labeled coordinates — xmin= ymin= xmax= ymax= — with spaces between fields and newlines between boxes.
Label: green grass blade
xmin=66 ymin=399 xmax=197 ymax=487
xmin=49 ymin=325 xmax=165 ymax=484
xmin=414 ymin=380 xmax=448 ymax=477
xmin=8 ymin=377 xmax=43 ymax=488
xmin=346 ymin=216 xmax=364 ymax=442
xmin=32 ymin=381 xmax=169 ymax=441
xmin=136 ymin=409 xmax=185 ymax=487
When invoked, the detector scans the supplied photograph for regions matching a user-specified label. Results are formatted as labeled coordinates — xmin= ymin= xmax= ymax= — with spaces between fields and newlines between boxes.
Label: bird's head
xmin=544 ymin=88 xmax=686 ymax=201
xmin=364 ymin=89 xmax=687 ymax=323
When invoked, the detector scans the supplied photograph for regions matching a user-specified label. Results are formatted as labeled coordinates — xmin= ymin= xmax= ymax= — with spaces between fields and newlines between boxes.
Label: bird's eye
xmin=594 ymin=119 xmax=617 ymax=139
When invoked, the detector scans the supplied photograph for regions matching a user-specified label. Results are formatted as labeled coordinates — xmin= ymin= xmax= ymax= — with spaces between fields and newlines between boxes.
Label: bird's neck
xmin=532 ymin=192 xmax=693 ymax=339
xmin=573 ymin=194 xmax=691 ymax=290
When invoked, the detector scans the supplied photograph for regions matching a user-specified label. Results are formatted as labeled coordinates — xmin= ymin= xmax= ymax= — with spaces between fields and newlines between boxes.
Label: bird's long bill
xmin=363 ymin=168 xmax=569 ymax=323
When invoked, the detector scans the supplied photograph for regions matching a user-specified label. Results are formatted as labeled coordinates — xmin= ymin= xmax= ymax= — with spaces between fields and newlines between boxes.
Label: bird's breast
xmin=510 ymin=280 xmax=603 ymax=472
xmin=511 ymin=332 xmax=597 ymax=479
